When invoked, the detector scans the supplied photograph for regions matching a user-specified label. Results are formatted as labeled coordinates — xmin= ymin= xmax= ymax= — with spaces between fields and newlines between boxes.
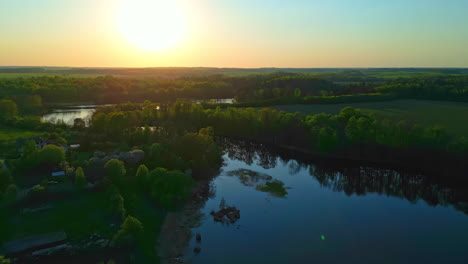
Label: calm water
xmin=42 ymin=105 xmax=98 ymax=125
xmin=182 ymin=141 xmax=468 ymax=264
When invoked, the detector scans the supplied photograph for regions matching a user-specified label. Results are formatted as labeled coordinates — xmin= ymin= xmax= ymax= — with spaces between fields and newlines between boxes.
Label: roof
xmin=3 ymin=231 xmax=67 ymax=256
xmin=51 ymin=171 xmax=66 ymax=177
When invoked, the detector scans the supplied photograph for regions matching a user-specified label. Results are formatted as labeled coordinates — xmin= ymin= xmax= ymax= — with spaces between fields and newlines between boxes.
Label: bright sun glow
xmin=118 ymin=0 xmax=186 ymax=52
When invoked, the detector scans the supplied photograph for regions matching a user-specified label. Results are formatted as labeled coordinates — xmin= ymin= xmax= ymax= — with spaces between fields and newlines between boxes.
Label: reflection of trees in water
xmin=309 ymin=165 xmax=456 ymax=207
xmin=221 ymin=138 xmax=468 ymax=214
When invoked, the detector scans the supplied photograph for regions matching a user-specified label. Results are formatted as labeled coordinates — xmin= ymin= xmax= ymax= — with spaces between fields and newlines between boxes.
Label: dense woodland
xmin=1 ymin=72 xmax=468 ymax=114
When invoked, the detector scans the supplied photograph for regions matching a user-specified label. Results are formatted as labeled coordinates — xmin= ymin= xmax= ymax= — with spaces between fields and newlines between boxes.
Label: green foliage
xmin=0 ymin=100 xmax=18 ymax=119
xmin=148 ymin=169 xmax=193 ymax=208
xmin=74 ymin=167 xmax=87 ymax=188
xmin=256 ymin=180 xmax=288 ymax=197
xmin=108 ymin=186 xmax=126 ymax=220
xmin=0 ymin=169 xmax=16 ymax=202
xmin=104 ymin=159 xmax=126 ymax=186
xmin=173 ymin=128 xmax=223 ymax=171
xmin=112 ymin=215 xmax=144 ymax=247
xmin=294 ymin=88 xmax=302 ymax=97
xmin=29 ymin=184 xmax=47 ymax=199
xmin=135 ymin=164 xmax=149 ymax=187
xmin=38 ymin=145 xmax=66 ymax=166
xmin=0 ymin=256 xmax=10 ymax=264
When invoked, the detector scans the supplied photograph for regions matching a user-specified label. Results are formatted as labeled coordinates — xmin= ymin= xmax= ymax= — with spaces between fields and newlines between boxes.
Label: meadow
xmin=271 ymin=99 xmax=468 ymax=136
xmin=0 ymin=125 xmax=44 ymax=142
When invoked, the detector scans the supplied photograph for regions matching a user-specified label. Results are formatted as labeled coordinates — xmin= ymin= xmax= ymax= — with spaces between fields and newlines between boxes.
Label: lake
xmin=42 ymin=105 xmax=99 ymax=125
xmin=41 ymin=99 xmax=234 ymax=126
xmin=173 ymin=140 xmax=468 ymax=264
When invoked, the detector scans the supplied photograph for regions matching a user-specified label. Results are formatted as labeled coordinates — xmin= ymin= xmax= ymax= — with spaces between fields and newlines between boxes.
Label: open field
xmin=271 ymin=99 xmax=468 ymax=136
xmin=0 ymin=125 xmax=44 ymax=141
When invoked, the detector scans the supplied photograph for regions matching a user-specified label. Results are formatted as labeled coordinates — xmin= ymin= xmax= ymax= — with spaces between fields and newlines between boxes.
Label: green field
xmin=271 ymin=99 xmax=468 ymax=136
xmin=0 ymin=125 xmax=44 ymax=141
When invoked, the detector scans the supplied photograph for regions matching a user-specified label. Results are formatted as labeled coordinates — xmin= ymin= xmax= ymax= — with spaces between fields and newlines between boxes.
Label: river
xmin=172 ymin=140 xmax=468 ymax=264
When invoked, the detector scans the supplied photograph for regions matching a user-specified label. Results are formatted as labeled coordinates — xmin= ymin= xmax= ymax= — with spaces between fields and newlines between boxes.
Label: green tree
xmin=135 ymin=164 xmax=149 ymax=186
xmin=75 ymin=167 xmax=87 ymax=188
xmin=112 ymin=215 xmax=144 ymax=247
xmin=294 ymin=88 xmax=302 ymax=97
xmin=104 ymin=159 xmax=126 ymax=186
xmin=38 ymin=145 xmax=66 ymax=166
xmin=317 ymin=127 xmax=338 ymax=154
xmin=108 ymin=186 xmax=126 ymax=219
xmin=0 ymin=100 xmax=18 ymax=119
xmin=0 ymin=256 xmax=11 ymax=264
xmin=150 ymin=170 xmax=193 ymax=208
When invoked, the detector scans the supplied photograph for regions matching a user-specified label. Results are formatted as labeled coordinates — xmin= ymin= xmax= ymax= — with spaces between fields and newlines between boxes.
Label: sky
xmin=1 ymin=0 xmax=467 ymax=68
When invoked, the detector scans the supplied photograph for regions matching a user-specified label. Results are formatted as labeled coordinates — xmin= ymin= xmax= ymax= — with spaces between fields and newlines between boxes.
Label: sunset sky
xmin=1 ymin=0 xmax=467 ymax=68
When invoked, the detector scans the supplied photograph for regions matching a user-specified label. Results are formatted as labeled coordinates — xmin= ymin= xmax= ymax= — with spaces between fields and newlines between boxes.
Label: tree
xmin=108 ymin=186 xmax=126 ymax=219
xmin=0 ymin=100 xmax=18 ymax=119
xmin=0 ymin=256 xmax=11 ymax=264
xmin=112 ymin=215 xmax=144 ymax=247
xmin=0 ymin=169 xmax=12 ymax=190
xmin=150 ymin=170 xmax=193 ymax=208
xmin=38 ymin=145 xmax=66 ymax=166
xmin=73 ymin=118 xmax=86 ymax=130
xmin=135 ymin=164 xmax=149 ymax=186
xmin=294 ymin=88 xmax=302 ymax=97
xmin=317 ymin=127 xmax=338 ymax=154
xmin=75 ymin=167 xmax=87 ymax=188
xmin=104 ymin=159 xmax=126 ymax=186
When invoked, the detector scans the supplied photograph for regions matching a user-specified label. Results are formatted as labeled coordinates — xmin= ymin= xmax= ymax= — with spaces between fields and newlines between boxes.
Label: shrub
xmin=75 ymin=167 xmax=87 ymax=188
xmin=112 ymin=215 xmax=144 ymax=247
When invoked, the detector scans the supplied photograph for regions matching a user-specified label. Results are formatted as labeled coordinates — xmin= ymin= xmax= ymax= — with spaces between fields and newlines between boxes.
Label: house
xmin=16 ymin=137 xmax=68 ymax=153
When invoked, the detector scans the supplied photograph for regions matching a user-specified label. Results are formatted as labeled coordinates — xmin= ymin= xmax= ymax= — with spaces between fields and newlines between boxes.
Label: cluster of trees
xmin=0 ymin=167 xmax=17 ymax=203
xmin=16 ymin=142 xmax=66 ymax=171
xmin=0 ymin=74 xmax=381 ymax=106
xmin=86 ymin=101 xmax=467 ymax=173
xmin=1 ymin=74 xmax=467 ymax=110
xmin=375 ymin=76 xmax=468 ymax=101
xmin=136 ymin=165 xmax=193 ymax=208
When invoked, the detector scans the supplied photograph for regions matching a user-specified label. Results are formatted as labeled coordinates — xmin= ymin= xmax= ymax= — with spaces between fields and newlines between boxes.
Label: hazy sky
xmin=1 ymin=0 xmax=467 ymax=67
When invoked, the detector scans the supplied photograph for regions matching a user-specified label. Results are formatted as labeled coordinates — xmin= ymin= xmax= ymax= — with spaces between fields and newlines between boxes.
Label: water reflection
xmin=219 ymin=138 xmax=468 ymax=214
xmin=42 ymin=107 xmax=96 ymax=125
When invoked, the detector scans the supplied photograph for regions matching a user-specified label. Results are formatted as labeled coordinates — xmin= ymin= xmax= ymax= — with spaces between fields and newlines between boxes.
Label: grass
xmin=0 ymin=191 xmax=115 ymax=245
xmin=0 ymin=125 xmax=44 ymax=142
xmin=271 ymin=99 xmax=468 ymax=137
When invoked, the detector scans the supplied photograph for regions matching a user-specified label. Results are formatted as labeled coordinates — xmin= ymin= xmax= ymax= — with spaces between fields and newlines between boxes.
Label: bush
xmin=108 ymin=186 xmax=126 ymax=220
xmin=150 ymin=170 xmax=193 ymax=208
xmin=135 ymin=164 xmax=149 ymax=186
xmin=38 ymin=145 xmax=66 ymax=166
xmin=29 ymin=185 xmax=47 ymax=199
xmin=104 ymin=159 xmax=126 ymax=186
xmin=0 ymin=256 xmax=11 ymax=264
xmin=75 ymin=167 xmax=87 ymax=188
xmin=112 ymin=215 xmax=144 ymax=247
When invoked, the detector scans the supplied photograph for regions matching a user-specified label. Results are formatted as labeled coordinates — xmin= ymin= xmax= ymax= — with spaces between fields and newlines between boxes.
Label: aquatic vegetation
xmin=256 ymin=180 xmax=289 ymax=197
xmin=226 ymin=168 xmax=273 ymax=187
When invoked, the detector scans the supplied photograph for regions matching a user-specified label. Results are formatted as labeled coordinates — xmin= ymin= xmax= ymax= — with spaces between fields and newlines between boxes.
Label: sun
xmin=118 ymin=0 xmax=186 ymax=52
